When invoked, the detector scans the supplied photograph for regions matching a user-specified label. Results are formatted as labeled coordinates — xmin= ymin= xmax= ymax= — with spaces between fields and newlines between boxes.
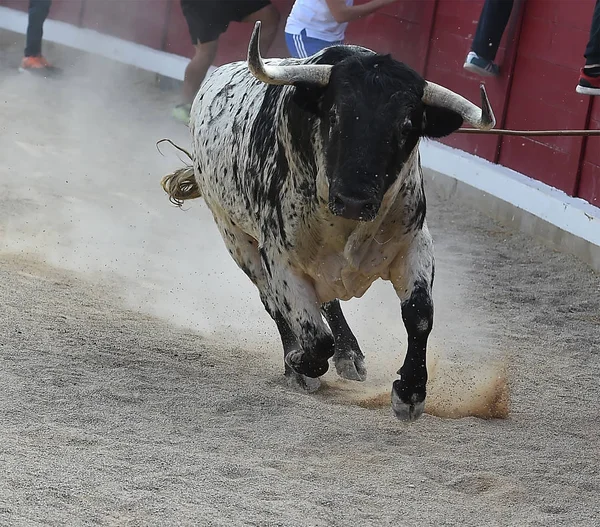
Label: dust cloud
xmin=0 ymin=31 xmax=509 ymax=421
xmin=3 ymin=29 xmax=600 ymax=526
xmin=301 ymin=274 xmax=510 ymax=419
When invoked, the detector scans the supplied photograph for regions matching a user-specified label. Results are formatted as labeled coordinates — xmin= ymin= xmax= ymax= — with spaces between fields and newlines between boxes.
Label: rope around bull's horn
xmin=456 ymin=128 xmax=600 ymax=136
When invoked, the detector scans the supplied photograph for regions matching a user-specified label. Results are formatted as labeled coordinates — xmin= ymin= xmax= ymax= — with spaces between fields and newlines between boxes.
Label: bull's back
xmin=190 ymin=62 xmax=265 ymax=187
xmin=189 ymin=61 xmax=290 ymax=237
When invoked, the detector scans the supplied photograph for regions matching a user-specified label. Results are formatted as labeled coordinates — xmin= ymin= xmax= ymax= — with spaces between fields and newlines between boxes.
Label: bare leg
xmin=241 ymin=4 xmax=280 ymax=54
xmin=321 ymin=300 xmax=367 ymax=381
xmin=390 ymin=226 xmax=435 ymax=421
xmin=182 ymin=40 xmax=218 ymax=105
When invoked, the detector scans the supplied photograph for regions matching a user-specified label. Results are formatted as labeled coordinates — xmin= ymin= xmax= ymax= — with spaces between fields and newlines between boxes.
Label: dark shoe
xmin=463 ymin=51 xmax=499 ymax=77
xmin=576 ymin=68 xmax=600 ymax=96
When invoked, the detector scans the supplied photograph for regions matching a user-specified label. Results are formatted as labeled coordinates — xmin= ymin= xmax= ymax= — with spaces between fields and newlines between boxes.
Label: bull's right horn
xmin=247 ymin=21 xmax=332 ymax=86
xmin=422 ymin=82 xmax=496 ymax=130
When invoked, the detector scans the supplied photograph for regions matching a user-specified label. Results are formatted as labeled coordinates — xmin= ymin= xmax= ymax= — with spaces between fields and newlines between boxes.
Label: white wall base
xmin=419 ymin=140 xmax=599 ymax=250
xmin=0 ymin=5 xmax=216 ymax=81
xmin=1 ymin=6 xmax=598 ymax=270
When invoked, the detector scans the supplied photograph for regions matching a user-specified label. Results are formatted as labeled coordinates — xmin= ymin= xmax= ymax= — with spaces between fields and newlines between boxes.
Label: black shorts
xmin=181 ymin=0 xmax=272 ymax=45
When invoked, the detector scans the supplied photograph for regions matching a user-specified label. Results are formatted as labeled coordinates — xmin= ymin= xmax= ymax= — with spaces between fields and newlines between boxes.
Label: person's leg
xmin=182 ymin=41 xmax=218 ymax=104
xmin=471 ymin=0 xmax=514 ymax=61
xmin=464 ymin=0 xmax=514 ymax=77
xmin=577 ymin=0 xmax=600 ymax=95
xmin=22 ymin=0 xmax=52 ymax=69
xmin=585 ymin=0 xmax=600 ymax=68
xmin=173 ymin=40 xmax=218 ymax=123
xmin=238 ymin=2 xmax=280 ymax=54
xmin=174 ymin=1 xmax=226 ymax=123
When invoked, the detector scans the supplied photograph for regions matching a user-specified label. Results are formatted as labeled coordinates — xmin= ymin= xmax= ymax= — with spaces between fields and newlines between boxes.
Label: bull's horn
xmin=247 ymin=21 xmax=332 ymax=86
xmin=422 ymin=82 xmax=496 ymax=130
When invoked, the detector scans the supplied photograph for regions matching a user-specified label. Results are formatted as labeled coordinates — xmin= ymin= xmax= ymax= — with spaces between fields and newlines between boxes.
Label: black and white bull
xmin=162 ymin=21 xmax=495 ymax=421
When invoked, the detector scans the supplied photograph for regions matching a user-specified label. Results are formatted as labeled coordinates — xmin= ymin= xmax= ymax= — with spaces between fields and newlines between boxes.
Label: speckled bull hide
xmin=161 ymin=22 xmax=495 ymax=421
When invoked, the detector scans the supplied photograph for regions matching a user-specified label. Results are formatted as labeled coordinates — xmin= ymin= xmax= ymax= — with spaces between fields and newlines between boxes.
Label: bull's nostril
xmin=363 ymin=202 xmax=376 ymax=215
xmin=332 ymin=195 xmax=345 ymax=213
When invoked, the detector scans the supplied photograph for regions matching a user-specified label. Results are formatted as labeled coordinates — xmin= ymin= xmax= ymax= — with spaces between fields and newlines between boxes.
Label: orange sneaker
xmin=20 ymin=55 xmax=52 ymax=70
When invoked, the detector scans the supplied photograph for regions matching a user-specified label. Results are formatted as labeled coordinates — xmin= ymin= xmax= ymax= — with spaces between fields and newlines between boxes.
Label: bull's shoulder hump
xmin=310 ymin=45 xmax=377 ymax=65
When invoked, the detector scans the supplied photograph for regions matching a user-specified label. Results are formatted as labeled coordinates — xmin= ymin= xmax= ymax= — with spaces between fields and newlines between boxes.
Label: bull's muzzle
xmin=329 ymin=193 xmax=380 ymax=222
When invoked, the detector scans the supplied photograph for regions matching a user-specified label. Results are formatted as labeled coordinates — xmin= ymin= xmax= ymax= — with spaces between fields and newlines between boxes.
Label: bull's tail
xmin=160 ymin=165 xmax=202 ymax=207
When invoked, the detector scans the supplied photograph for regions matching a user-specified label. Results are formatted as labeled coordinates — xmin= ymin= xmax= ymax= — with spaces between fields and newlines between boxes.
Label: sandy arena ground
xmin=1 ymin=32 xmax=600 ymax=526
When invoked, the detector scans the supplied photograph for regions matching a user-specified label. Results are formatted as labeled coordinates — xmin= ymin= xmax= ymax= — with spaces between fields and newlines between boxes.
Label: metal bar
xmin=456 ymin=128 xmax=600 ymax=137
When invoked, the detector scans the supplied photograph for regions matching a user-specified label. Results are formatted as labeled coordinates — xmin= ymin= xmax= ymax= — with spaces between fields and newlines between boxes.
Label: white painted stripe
xmin=419 ymin=139 xmax=600 ymax=248
xmin=294 ymin=34 xmax=306 ymax=58
xmin=297 ymin=34 xmax=309 ymax=58
xmin=292 ymin=34 xmax=301 ymax=57
xmin=0 ymin=6 xmax=216 ymax=81
xmin=0 ymin=6 xmax=598 ymax=249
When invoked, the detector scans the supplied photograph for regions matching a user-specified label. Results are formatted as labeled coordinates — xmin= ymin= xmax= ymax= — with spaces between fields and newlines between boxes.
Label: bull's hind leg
xmin=213 ymin=218 xmax=320 ymax=392
xmin=390 ymin=226 xmax=435 ymax=422
xmin=321 ymin=300 xmax=367 ymax=382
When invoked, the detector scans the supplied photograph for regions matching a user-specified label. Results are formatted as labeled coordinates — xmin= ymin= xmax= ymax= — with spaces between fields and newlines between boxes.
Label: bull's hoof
xmin=391 ymin=379 xmax=426 ymax=422
xmin=285 ymin=372 xmax=322 ymax=393
xmin=285 ymin=349 xmax=329 ymax=379
xmin=334 ymin=355 xmax=367 ymax=382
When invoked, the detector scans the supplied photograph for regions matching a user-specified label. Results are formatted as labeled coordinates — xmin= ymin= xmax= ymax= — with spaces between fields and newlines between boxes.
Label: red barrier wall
xmin=580 ymin=98 xmax=600 ymax=205
xmin=2 ymin=0 xmax=598 ymax=206
xmin=498 ymin=0 xmax=593 ymax=195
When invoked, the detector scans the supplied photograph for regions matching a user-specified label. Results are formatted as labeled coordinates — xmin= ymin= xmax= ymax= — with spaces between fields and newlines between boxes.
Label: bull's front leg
xmin=390 ymin=226 xmax=435 ymax=421
xmin=260 ymin=245 xmax=335 ymax=379
xmin=321 ymin=300 xmax=367 ymax=381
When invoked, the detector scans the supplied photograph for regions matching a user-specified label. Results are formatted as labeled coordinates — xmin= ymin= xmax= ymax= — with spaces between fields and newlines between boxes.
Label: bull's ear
xmin=421 ymin=105 xmax=464 ymax=138
xmin=292 ymin=82 xmax=326 ymax=115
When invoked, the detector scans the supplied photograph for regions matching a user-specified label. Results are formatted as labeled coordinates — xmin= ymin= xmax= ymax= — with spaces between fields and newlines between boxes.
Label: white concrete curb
xmin=0 ymin=6 xmax=199 ymax=81
xmin=1 ymin=6 xmax=598 ymax=260
xmin=419 ymin=140 xmax=599 ymax=249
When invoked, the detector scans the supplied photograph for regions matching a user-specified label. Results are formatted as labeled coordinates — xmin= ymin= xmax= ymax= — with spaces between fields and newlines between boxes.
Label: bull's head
xmin=248 ymin=22 xmax=495 ymax=222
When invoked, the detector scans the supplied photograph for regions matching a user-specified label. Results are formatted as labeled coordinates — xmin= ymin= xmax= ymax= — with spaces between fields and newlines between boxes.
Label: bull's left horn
xmin=247 ymin=21 xmax=332 ymax=86
xmin=422 ymin=82 xmax=496 ymax=130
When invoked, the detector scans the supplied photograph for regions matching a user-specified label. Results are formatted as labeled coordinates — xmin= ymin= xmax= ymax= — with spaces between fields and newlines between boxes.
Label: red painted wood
xmin=163 ymin=0 xmax=193 ymax=59
xmin=502 ymin=137 xmax=578 ymax=192
xmin=525 ymin=0 xmax=595 ymax=28
xmin=583 ymin=112 xmax=600 ymax=167
xmin=578 ymin=162 xmax=600 ymax=206
xmin=1 ymin=0 xmax=27 ymax=12
xmin=498 ymin=0 xmax=593 ymax=195
xmin=346 ymin=0 xmax=437 ymax=73
xmin=517 ymin=17 xmax=590 ymax=69
xmin=80 ymin=0 xmax=169 ymax=50
xmin=346 ymin=14 xmax=422 ymax=70
xmin=578 ymin=99 xmax=600 ymax=205
xmin=379 ymin=0 xmax=423 ymax=21
xmin=423 ymin=0 xmax=523 ymax=162
xmin=415 ymin=0 xmax=438 ymax=75
xmin=2 ymin=0 xmax=82 ymax=24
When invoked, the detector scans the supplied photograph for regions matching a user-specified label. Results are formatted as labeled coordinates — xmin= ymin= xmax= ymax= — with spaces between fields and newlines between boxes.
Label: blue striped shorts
xmin=285 ymin=29 xmax=342 ymax=58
